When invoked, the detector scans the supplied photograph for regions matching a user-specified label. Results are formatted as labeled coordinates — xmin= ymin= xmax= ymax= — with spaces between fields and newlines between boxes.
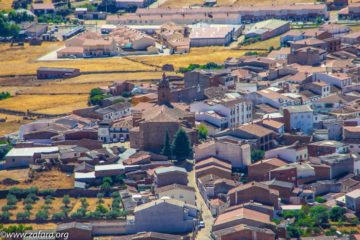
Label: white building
xmin=312 ymin=72 xmax=352 ymax=89
xmin=5 ymin=147 xmax=59 ymax=168
xmin=189 ymin=26 xmax=236 ymax=47
xmin=346 ymin=189 xmax=360 ymax=212
xmin=95 ymin=102 xmax=131 ymax=121
xmin=264 ymin=144 xmax=308 ymax=162
xmin=156 ymin=184 xmax=196 ymax=206
xmin=246 ymin=89 xmax=301 ymax=109
xmin=283 ymin=105 xmax=314 ymax=134
xmin=190 ymin=97 xmax=252 ymax=129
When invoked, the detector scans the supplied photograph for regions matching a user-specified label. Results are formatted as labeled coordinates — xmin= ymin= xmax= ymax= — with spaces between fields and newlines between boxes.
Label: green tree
xmin=16 ymin=211 xmax=30 ymax=220
xmin=197 ymin=124 xmax=208 ymax=140
xmin=0 ymin=211 xmax=11 ymax=221
xmin=161 ymin=130 xmax=172 ymax=158
xmin=251 ymin=149 xmax=265 ymax=163
xmin=95 ymin=204 xmax=108 ymax=215
xmin=80 ymin=198 xmax=89 ymax=210
xmin=111 ymin=191 xmax=120 ymax=199
xmin=6 ymin=194 xmax=17 ymax=206
xmin=62 ymin=195 xmax=70 ymax=208
xmin=315 ymin=196 xmax=326 ymax=203
xmin=52 ymin=211 xmax=66 ymax=221
xmin=310 ymin=205 xmax=329 ymax=227
xmin=172 ymin=128 xmax=192 ymax=161
xmin=329 ymin=207 xmax=346 ymax=222
xmin=101 ymin=181 xmax=111 ymax=193
xmin=24 ymin=204 xmax=32 ymax=212
xmin=35 ymin=209 xmax=49 ymax=220
xmin=287 ymin=226 xmax=301 ymax=238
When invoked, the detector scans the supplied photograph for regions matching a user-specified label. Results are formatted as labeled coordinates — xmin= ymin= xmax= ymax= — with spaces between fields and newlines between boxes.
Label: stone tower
xmin=158 ymin=72 xmax=172 ymax=106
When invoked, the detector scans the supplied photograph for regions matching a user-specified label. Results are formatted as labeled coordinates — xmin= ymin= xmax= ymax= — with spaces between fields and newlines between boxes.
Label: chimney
xmin=132 ymin=112 xmax=143 ymax=127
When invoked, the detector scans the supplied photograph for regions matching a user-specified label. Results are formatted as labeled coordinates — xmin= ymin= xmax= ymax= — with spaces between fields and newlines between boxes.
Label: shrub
xmin=62 ymin=195 xmax=70 ymax=207
xmin=52 ymin=212 xmax=66 ymax=221
xmin=315 ymin=196 xmax=326 ymax=203
xmin=16 ymin=211 xmax=30 ymax=220
xmin=6 ymin=194 xmax=18 ymax=206
xmin=35 ymin=210 xmax=49 ymax=220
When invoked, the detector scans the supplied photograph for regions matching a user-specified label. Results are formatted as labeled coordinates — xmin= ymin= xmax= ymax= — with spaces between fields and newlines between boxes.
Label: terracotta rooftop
xmin=214 ymin=207 xmax=272 ymax=226
xmin=262 ymin=119 xmax=284 ymax=129
xmin=238 ymin=123 xmax=274 ymax=138
xmin=250 ymin=158 xmax=287 ymax=167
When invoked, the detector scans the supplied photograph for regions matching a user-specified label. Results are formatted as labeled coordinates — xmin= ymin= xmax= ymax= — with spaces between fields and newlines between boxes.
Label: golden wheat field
xmin=0 ymin=94 xmax=88 ymax=113
xmin=0 ymin=0 xmax=13 ymax=10
xmin=132 ymin=47 xmax=251 ymax=69
xmin=63 ymin=72 xmax=178 ymax=84
xmin=0 ymin=42 xmax=155 ymax=76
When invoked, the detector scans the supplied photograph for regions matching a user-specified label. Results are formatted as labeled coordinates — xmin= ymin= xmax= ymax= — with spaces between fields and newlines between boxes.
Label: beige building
xmin=110 ymin=25 xmax=156 ymax=51
xmin=195 ymin=137 xmax=251 ymax=168
xmin=156 ymin=184 xmax=196 ymax=205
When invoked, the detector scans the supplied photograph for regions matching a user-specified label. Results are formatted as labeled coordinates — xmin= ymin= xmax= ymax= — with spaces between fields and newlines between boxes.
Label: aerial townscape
xmin=1 ymin=0 xmax=360 ymax=239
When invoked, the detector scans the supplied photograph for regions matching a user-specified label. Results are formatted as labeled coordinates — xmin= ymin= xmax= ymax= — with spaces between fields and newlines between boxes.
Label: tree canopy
xmin=171 ymin=128 xmax=192 ymax=161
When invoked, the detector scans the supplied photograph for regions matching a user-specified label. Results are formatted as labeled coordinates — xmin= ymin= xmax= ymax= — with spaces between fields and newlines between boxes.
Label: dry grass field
xmin=350 ymin=25 xmax=360 ymax=32
xmin=0 ymin=42 xmax=155 ymax=76
xmin=0 ymin=114 xmax=31 ymax=135
xmin=0 ymin=168 xmax=30 ymax=183
xmin=133 ymin=47 xmax=250 ymax=69
xmin=0 ymin=94 xmax=88 ymax=113
xmin=0 ymin=197 xmax=112 ymax=220
xmin=1 ymin=223 xmax=58 ymax=230
xmin=0 ymin=169 xmax=74 ymax=190
xmin=65 ymin=72 xmax=180 ymax=83
xmin=0 ymin=0 xmax=13 ymax=10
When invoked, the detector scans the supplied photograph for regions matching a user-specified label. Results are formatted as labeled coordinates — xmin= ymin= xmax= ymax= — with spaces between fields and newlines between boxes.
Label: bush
xmin=0 ymin=211 xmax=11 ymax=221
xmin=39 ymin=189 xmax=55 ymax=196
xmin=89 ymin=88 xmax=106 ymax=106
xmin=52 ymin=212 xmax=66 ymax=221
xmin=179 ymin=62 xmax=222 ymax=73
xmin=329 ymin=207 xmax=346 ymax=222
xmin=16 ymin=211 xmax=30 ymax=220
xmin=251 ymin=149 xmax=265 ymax=163
xmin=315 ymin=196 xmax=326 ymax=203
xmin=6 ymin=194 xmax=18 ymax=206
xmin=35 ymin=210 xmax=49 ymax=220
xmin=111 ymin=191 xmax=120 ymax=199
xmin=62 ymin=195 xmax=70 ymax=207
xmin=24 ymin=204 xmax=32 ymax=211
xmin=197 ymin=124 xmax=208 ymax=140
xmin=80 ymin=198 xmax=89 ymax=210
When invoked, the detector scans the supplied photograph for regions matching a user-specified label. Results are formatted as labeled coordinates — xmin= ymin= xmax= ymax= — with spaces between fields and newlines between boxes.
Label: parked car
xmin=198 ymin=221 xmax=205 ymax=229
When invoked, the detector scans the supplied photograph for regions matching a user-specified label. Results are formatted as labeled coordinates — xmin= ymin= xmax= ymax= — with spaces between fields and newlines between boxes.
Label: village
xmin=0 ymin=0 xmax=360 ymax=239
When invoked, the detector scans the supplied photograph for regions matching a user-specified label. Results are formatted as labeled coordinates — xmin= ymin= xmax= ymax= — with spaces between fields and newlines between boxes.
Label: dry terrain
xmin=0 ymin=169 xmax=74 ymax=190
xmin=1 ymin=223 xmax=57 ymax=230
xmin=0 ymin=197 xmax=113 ymax=221
xmin=159 ymin=0 xmax=313 ymax=8
xmin=0 ymin=114 xmax=31 ymax=135
xmin=0 ymin=0 xmax=13 ymax=10
xmin=132 ymin=47 xmax=250 ymax=69
xmin=0 ymin=94 xmax=89 ymax=113
xmin=0 ymin=42 xmax=155 ymax=76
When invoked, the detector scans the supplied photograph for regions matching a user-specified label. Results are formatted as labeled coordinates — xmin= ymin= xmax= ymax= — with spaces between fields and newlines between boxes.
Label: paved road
xmin=187 ymin=161 xmax=214 ymax=240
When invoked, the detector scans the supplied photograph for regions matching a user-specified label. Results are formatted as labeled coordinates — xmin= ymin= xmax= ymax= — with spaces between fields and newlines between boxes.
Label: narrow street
xmin=187 ymin=162 xmax=214 ymax=240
